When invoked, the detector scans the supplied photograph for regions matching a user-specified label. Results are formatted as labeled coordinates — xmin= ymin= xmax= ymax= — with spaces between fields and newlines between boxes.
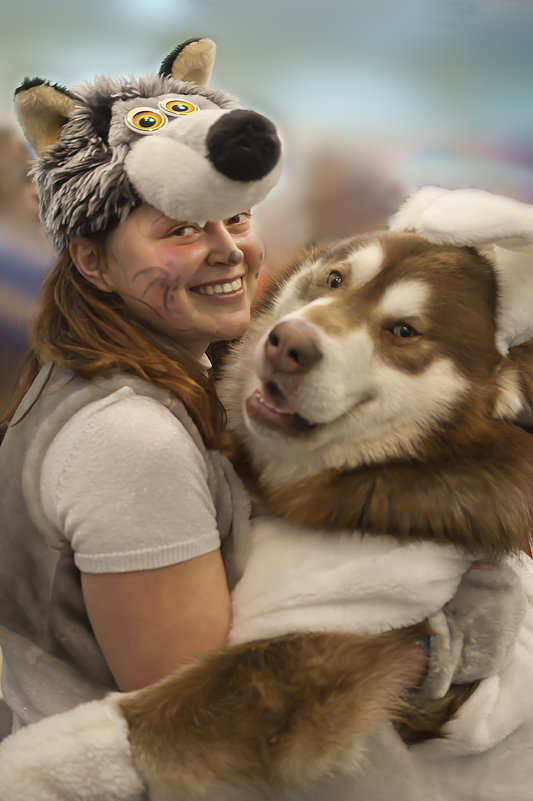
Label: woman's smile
xmin=80 ymin=204 xmax=265 ymax=357
xmin=191 ymin=276 xmax=244 ymax=296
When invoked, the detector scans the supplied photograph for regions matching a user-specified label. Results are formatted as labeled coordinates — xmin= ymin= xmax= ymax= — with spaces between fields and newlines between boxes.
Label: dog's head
xmin=220 ymin=226 xmax=532 ymax=490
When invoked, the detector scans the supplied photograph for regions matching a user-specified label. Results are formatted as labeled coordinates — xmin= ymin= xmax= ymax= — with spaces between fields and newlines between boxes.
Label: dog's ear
xmin=492 ymin=357 xmax=529 ymax=422
xmin=390 ymin=187 xmax=533 ymax=355
xmin=14 ymin=79 xmax=76 ymax=156
xmin=497 ymin=337 xmax=533 ymax=426
xmin=159 ymin=38 xmax=216 ymax=86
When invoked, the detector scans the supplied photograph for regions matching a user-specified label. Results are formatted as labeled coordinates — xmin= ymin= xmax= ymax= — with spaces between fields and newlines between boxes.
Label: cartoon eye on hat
xmin=125 ymin=107 xmax=167 ymax=134
xmin=160 ymin=97 xmax=198 ymax=116
xmin=125 ymin=98 xmax=199 ymax=134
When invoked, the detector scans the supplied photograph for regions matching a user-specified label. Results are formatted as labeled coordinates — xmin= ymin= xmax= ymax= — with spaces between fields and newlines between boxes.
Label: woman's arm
xmin=81 ymin=550 xmax=232 ymax=691
xmin=41 ymin=391 xmax=236 ymax=691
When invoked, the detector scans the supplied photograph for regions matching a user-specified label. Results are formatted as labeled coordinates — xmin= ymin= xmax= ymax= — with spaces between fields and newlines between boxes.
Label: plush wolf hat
xmin=14 ymin=38 xmax=282 ymax=251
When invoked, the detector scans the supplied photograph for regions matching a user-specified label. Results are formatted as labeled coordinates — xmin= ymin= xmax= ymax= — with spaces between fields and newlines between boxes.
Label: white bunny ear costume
xmin=390 ymin=187 xmax=533 ymax=354
xmin=390 ymin=187 xmax=533 ymax=800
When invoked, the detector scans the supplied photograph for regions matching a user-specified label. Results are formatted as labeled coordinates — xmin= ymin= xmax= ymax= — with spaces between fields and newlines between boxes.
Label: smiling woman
xmin=70 ymin=207 xmax=263 ymax=357
xmin=0 ymin=37 xmax=281 ymax=733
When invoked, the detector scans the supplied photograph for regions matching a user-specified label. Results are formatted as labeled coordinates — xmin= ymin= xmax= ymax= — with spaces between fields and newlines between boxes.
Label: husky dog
xmin=2 ymin=190 xmax=533 ymax=801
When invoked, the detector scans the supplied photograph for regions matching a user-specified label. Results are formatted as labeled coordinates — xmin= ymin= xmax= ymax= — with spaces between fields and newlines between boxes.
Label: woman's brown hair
xmin=2 ymin=243 xmax=229 ymax=450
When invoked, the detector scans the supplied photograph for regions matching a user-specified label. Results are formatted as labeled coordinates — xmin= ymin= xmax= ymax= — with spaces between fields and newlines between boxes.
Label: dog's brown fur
xmin=119 ymin=626 xmax=427 ymax=798
xmin=119 ymin=233 xmax=533 ymax=799
xmin=254 ymin=422 xmax=533 ymax=558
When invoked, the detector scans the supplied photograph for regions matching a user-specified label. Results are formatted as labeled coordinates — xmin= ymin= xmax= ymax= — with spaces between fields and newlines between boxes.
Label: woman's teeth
xmin=196 ymin=277 xmax=243 ymax=296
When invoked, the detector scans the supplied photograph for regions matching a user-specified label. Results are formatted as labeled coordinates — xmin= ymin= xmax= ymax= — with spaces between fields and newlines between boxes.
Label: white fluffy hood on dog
xmin=229 ymin=517 xmax=472 ymax=645
xmin=231 ymin=543 xmax=533 ymax=801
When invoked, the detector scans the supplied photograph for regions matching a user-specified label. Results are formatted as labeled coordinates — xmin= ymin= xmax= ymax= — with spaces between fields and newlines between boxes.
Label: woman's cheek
xmin=246 ymin=268 xmax=261 ymax=304
xmin=244 ymin=226 xmax=265 ymax=275
xmin=121 ymin=290 xmax=164 ymax=325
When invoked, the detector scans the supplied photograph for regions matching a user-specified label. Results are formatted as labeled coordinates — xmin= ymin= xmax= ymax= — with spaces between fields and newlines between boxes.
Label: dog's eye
xmin=327 ymin=271 xmax=343 ymax=288
xmin=391 ymin=323 xmax=418 ymax=338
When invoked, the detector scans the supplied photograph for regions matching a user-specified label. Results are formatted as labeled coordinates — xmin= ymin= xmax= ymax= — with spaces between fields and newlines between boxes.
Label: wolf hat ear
xmin=14 ymin=38 xmax=216 ymax=157
xmin=390 ymin=187 xmax=533 ymax=354
xmin=159 ymin=37 xmax=216 ymax=86
xmin=14 ymin=79 xmax=75 ymax=156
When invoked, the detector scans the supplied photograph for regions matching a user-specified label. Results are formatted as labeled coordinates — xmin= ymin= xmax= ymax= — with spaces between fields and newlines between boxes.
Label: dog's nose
xmin=265 ymin=320 xmax=322 ymax=373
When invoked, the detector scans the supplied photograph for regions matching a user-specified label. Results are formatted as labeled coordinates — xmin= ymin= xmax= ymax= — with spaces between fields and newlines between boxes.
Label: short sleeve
xmin=40 ymin=387 xmax=221 ymax=573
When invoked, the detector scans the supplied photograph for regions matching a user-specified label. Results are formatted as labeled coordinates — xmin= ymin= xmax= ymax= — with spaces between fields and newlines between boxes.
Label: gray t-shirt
xmin=0 ymin=366 xmax=250 ymax=729
xmin=40 ymin=388 xmax=223 ymax=573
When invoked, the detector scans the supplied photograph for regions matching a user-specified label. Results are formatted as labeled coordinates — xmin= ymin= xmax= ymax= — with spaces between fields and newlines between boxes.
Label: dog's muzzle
xmin=264 ymin=320 xmax=323 ymax=374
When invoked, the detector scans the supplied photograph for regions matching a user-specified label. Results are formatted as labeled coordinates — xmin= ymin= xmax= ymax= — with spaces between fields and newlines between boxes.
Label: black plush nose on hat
xmin=207 ymin=109 xmax=281 ymax=182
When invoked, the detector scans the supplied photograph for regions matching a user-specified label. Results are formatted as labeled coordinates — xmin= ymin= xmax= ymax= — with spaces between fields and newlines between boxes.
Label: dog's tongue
xmin=261 ymin=382 xmax=294 ymax=415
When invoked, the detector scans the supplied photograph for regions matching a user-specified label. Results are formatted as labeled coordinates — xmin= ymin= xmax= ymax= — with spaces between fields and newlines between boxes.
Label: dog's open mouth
xmin=245 ymin=382 xmax=316 ymax=434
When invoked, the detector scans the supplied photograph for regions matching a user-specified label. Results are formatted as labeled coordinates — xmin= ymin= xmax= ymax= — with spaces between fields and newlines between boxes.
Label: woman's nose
xmin=205 ymin=222 xmax=244 ymax=266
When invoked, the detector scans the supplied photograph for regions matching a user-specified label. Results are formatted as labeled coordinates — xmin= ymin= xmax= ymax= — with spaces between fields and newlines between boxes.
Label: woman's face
xmin=84 ymin=204 xmax=264 ymax=357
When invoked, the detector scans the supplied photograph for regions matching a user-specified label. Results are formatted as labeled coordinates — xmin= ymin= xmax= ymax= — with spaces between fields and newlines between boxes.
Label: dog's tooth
xmin=223 ymin=283 xmax=232 ymax=293
xmin=214 ymin=285 xmax=223 ymax=294
xmin=206 ymin=285 xmax=215 ymax=295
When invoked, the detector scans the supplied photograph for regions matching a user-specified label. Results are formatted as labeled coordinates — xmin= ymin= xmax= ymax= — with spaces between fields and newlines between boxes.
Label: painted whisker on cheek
xmin=117 ymin=289 xmax=166 ymax=320
xmin=135 ymin=267 xmax=172 ymax=302
xmin=164 ymin=278 xmax=181 ymax=310
xmin=141 ymin=278 xmax=161 ymax=299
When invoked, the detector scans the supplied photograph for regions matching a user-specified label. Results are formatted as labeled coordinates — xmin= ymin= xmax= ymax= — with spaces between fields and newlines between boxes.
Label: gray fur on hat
xmin=14 ymin=39 xmax=282 ymax=251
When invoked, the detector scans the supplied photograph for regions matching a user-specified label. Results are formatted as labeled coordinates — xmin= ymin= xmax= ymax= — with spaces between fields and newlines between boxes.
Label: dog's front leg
xmin=118 ymin=626 xmax=427 ymax=800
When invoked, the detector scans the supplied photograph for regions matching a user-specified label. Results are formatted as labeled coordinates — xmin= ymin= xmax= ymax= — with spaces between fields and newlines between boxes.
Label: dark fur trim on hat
xmin=15 ymin=77 xmax=73 ymax=98
xmin=81 ymin=93 xmax=115 ymax=144
xmin=159 ymin=38 xmax=202 ymax=77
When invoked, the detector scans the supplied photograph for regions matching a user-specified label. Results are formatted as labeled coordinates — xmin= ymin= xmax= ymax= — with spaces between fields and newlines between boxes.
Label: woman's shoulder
xmin=47 ymin=387 xmax=204 ymax=467
xmin=40 ymin=384 xmax=225 ymax=571
xmin=40 ymin=388 xmax=216 ymax=549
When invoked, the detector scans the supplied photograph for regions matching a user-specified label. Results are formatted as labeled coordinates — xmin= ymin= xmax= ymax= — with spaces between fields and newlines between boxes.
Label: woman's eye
xmin=125 ymin=107 xmax=166 ymax=134
xmin=168 ymin=224 xmax=198 ymax=238
xmin=326 ymin=271 xmax=343 ymax=288
xmin=391 ymin=322 xmax=418 ymax=338
xmin=159 ymin=97 xmax=198 ymax=116
xmin=225 ymin=211 xmax=251 ymax=228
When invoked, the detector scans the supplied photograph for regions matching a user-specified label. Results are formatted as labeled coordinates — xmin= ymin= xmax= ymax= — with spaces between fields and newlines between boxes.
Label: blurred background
xmin=1 ymin=0 xmax=533 ymax=410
